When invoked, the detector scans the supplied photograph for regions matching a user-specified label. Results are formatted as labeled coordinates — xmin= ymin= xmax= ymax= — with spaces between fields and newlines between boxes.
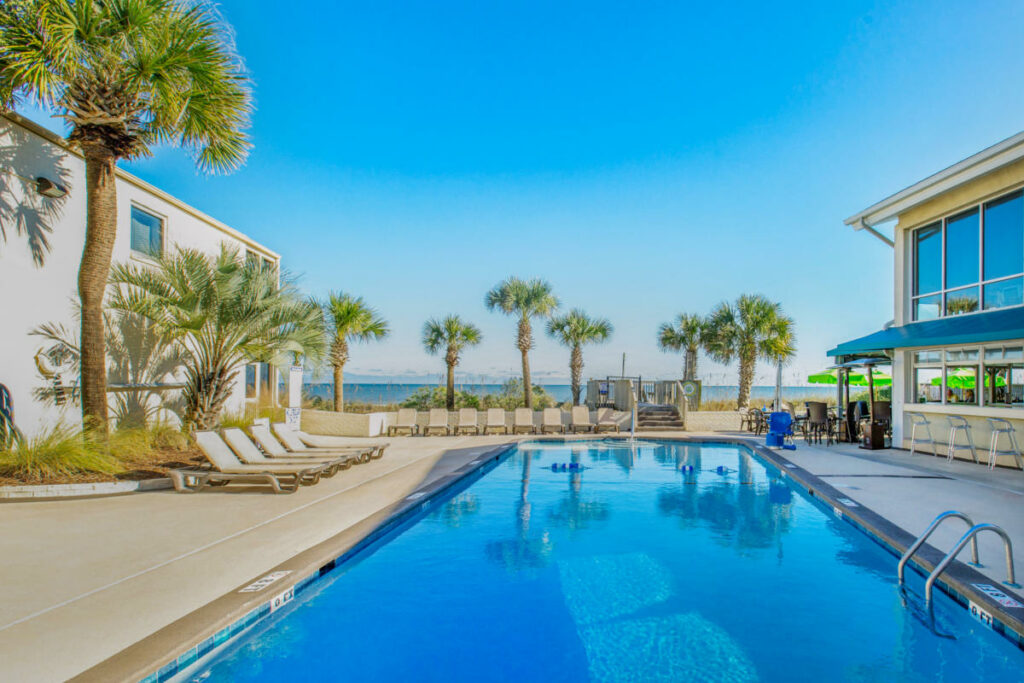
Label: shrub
xmin=401 ymin=386 xmax=480 ymax=410
xmin=0 ymin=426 xmax=122 ymax=482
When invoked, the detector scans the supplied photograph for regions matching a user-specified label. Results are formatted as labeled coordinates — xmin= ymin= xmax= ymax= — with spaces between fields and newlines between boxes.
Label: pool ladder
xmin=898 ymin=510 xmax=1019 ymax=613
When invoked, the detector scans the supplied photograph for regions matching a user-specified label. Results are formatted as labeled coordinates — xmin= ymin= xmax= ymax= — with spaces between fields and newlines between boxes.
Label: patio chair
xmin=456 ymin=408 xmax=480 ymax=435
xmin=805 ymin=402 xmax=831 ymax=445
xmin=424 ymin=409 xmax=451 ymax=436
xmin=272 ymin=423 xmax=385 ymax=463
xmin=388 ymin=408 xmax=419 ymax=436
xmin=222 ymin=428 xmax=353 ymax=474
xmin=541 ymin=408 xmax=565 ymax=434
xmin=513 ymin=408 xmax=536 ymax=434
xmin=172 ymin=431 xmax=329 ymax=494
xmin=570 ymin=406 xmax=595 ymax=433
xmin=483 ymin=408 xmax=508 ymax=434
xmin=251 ymin=424 xmax=378 ymax=464
xmin=595 ymin=407 xmax=620 ymax=433
xmin=739 ymin=408 xmax=757 ymax=432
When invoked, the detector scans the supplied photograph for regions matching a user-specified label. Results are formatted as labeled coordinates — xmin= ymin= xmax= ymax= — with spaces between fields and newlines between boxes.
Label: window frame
xmin=910 ymin=342 xmax=1024 ymax=409
xmin=910 ymin=188 xmax=1024 ymax=320
xmin=129 ymin=203 xmax=166 ymax=260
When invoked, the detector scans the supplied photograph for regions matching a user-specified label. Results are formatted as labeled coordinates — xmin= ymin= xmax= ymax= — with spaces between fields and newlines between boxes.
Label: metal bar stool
xmin=987 ymin=417 xmax=1024 ymax=471
xmin=946 ymin=415 xmax=978 ymax=463
xmin=907 ymin=412 xmax=935 ymax=456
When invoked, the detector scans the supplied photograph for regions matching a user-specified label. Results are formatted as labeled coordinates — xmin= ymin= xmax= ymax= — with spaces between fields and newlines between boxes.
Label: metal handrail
xmin=925 ymin=523 xmax=1020 ymax=609
xmin=898 ymin=511 xmax=979 ymax=585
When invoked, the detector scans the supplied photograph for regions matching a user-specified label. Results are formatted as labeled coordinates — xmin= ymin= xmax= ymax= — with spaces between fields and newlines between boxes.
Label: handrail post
xmin=897 ymin=510 xmax=979 ymax=585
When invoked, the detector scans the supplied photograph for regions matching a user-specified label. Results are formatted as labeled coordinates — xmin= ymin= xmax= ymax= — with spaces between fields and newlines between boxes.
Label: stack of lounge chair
xmin=170 ymin=424 xmax=388 ymax=494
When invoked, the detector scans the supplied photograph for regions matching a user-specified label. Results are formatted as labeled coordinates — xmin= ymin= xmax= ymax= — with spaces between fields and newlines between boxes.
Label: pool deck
xmin=2 ymin=430 xmax=1024 ymax=681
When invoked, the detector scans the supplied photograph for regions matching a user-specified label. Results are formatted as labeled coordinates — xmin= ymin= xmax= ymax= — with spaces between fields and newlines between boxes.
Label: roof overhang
xmin=828 ymin=308 xmax=1024 ymax=357
xmin=844 ymin=130 xmax=1024 ymax=231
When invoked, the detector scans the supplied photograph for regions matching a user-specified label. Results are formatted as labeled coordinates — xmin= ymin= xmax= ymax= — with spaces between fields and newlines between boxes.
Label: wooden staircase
xmin=635 ymin=404 xmax=684 ymax=431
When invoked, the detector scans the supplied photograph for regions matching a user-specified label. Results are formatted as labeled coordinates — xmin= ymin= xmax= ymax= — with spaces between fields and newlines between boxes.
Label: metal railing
xmin=925 ymin=523 xmax=1019 ymax=611
xmin=897 ymin=511 xmax=979 ymax=586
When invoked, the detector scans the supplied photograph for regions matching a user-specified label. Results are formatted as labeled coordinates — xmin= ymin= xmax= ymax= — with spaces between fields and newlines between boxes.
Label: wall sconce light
xmin=35 ymin=176 xmax=67 ymax=199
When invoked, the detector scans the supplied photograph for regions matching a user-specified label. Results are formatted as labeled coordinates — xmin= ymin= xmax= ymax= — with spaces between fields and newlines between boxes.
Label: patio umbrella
xmin=930 ymin=370 xmax=1007 ymax=389
xmin=807 ymin=368 xmax=892 ymax=386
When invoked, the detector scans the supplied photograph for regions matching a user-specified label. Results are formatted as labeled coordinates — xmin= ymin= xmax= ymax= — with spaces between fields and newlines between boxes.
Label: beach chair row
xmin=170 ymin=422 xmax=389 ymax=494
xmin=388 ymin=406 xmax=622 ymax=436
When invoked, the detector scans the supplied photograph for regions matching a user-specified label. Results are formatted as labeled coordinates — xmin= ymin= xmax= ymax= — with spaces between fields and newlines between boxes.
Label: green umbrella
xmin=930 ymin=369 xmax=1007 ymax=389
xmin=807 ymin=368 xmax=891 ymax=386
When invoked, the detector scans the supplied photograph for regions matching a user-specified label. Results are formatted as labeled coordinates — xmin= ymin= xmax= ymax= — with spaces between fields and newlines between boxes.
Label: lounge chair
xmin=456 ymin=408 xmax=480 ymax=435
xmin=388 ymin=408 xmax=419 ymax=436
xmin=541 ymin=408 xmax=564 ymax=434
xmin=172 ymin=431 xmax=329 ymax=494
xmin=595 ymin=407 xmax=620 ymax=433
xmin=271 ymin=423 xmax=385 ymax=463
xmin=484 ymin=408 xmax=508 ymax=434
xmin=513 ymin=408 xmax=536 ymax=434
xmin=223 ymin=428 xmax=353 ymax=473
xmin=570 ymin=406 xmax=595 ymax=433
xmin=423 ymin=409 xmax=451 ymax=436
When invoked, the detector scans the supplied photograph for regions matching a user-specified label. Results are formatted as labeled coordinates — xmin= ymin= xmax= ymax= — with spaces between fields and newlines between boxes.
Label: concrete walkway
xmin=0 ymin=434 xmax=517 ymax=683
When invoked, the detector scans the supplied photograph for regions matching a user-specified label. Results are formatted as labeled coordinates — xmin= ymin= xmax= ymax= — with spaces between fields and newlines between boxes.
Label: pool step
xmin=636 ymin=405 xmax=684 ymax=431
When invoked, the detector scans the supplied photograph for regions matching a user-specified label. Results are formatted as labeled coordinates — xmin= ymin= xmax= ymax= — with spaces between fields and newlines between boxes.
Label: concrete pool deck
xmin=2 ymin=431 xmax=1024 ymax=681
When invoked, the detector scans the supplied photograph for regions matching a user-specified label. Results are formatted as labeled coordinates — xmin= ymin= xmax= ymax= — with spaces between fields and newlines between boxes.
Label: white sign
xmin=269 ymin=587 xmax=294 ymax=613
xmin=837 ymin=498 xmax=859 ymax=508
xmin=972 ymin=583 xmax=1024 ymax=608
xmin=239 ymin=570 xmax=292 ymax=593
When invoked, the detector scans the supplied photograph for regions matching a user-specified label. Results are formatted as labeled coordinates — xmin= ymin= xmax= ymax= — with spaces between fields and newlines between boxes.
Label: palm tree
xmin=546 ymin=309 xmax=612 ymax=405
xmin=422 ymin=315 xmax=482 ymax=410
xmin=0 ymin=0 xmax=252 ymax=434
xmin=658 ymin=313 xmax=706 ymax=381
xmin=108 ymin=246 xmax=323 ymax=430
xmin=322 ymin=293 xmax=389 ymax=412
xmin=485 ymin=277 xmax=559 ymax=408
xmin=704 ymin=294 xmax=795 ymax=409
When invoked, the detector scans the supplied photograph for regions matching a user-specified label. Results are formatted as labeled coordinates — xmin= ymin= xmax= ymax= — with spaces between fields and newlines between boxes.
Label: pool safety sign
xmin=972 ymin=583 xmax=1024 ymax=608
xmin=969 ymin=600 xmax=995 ymax=628
xmin=269 ymin=587 xmax=294 ymax=613
xmin=239 ymin=570 xmax=292 ymax=593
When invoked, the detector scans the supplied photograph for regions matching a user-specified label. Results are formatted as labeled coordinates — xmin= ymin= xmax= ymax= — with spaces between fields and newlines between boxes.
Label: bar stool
xmin=986 ymin=417 xmax=1024 ymax=471
xmin=907 ymin=412 xmax=935 ymax=456
xmin=946 ymin=416 xmax=978 ymax=463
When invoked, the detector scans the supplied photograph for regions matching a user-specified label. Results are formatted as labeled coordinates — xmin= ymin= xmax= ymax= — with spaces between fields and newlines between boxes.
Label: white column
xmin=286 ymin=365 xmax=303 ymax=431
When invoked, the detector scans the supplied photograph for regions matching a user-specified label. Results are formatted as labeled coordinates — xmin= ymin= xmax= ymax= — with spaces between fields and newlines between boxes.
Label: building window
xmin=130 ymin=206 xmax=164 ymax=258
xmin=911 ymin=344 xmax=1024 ymax=408
xmin=245 ymin=364 xmax=257 ymax=399
xmin=911 ymin=189 xmax=1024 ymax=320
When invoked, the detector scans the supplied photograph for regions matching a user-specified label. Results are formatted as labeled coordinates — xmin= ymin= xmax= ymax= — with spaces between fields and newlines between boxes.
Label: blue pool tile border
xmin=137 ymin=436 xmax=1024 ymax=681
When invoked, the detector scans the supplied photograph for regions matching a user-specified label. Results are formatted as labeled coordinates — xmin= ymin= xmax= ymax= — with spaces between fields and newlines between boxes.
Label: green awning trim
xmin=828 ymin=308 xmax=1024 ymax=357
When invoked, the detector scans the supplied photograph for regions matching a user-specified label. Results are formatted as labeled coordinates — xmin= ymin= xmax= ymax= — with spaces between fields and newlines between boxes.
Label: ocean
xmin=304 ymin=383 xmax=837 ymax=406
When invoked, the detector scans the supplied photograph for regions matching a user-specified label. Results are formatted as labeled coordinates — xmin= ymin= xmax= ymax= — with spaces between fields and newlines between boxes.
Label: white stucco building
xmin=835 ymin=131 xmax=1024 ymax=467
xmin=0 ymin=112 xmax=280 ymax=437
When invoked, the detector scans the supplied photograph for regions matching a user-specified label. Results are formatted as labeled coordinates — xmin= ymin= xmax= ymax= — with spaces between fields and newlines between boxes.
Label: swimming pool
xmin=177 ymin=440 xmax=1023 ymax=681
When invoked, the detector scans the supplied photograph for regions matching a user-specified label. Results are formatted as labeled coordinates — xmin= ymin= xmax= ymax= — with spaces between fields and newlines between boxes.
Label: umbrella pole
xmin=867 ymin=369 xmax=875 ymax=424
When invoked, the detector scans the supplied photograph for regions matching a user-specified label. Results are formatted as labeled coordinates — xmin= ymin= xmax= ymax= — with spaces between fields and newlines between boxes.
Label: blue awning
xmin=828 ymin=308 xmax=1024 ymax=357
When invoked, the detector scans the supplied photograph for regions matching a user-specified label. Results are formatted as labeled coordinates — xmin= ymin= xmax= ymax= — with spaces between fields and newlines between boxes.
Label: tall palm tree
xmin=0 ymin=0 xmax=252 ymax=434
xmin=485 ymin=277 xmax=559 ymax=408
xmin=322 ymin=293 xmax=389 ymax=412
xmin=422 ymin=315 xmax=482 ymax=410
xmin=658 ymin=313 xmax=706 ymax=380
xmin=108 ymin=246 xmax=323 ymax=430
xmin=704 ymin=294 xmax=795 ymax=409
xmin=546 ymin=309 xmax=612 ymax=405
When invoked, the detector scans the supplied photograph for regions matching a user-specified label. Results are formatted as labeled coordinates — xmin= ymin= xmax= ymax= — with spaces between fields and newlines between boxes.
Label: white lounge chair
xmin=542 ymin=408 xmax=564 ymax=434
xmin=388 ymin=408 xmax=419 ymax=436
xmin=456 ymin=408 xmax=480 ymax=435
xmin=484 ymin=408 xmax=508 ymax=434
xmin=271 ymin=423 xmax=385 ymax=463
xmin=424 ymin=409 xmax=451 ymax=436
xmin=595 ymin=407 xmax=620 ymax=433
xmin=223 ymin=428 xmax=353 ymax=472
xmin=570 ymin=406 xmax=595 ymax=433
xmin=513 ymin=408 xmax=536 ymax=434
xmin=172 ymin=431 xmax=329 ymax=493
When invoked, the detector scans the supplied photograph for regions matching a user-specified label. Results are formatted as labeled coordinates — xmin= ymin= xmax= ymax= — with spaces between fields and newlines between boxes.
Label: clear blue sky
xmin=21 ymin=0 xmax=1024 ymax=385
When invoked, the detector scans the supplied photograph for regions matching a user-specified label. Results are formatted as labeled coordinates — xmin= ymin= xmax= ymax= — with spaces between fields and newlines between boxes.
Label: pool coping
xmin=74 ymin=435 xmax=1024 ymax=681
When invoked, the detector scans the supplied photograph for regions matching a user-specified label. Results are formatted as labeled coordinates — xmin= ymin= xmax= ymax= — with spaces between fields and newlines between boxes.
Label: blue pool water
xmin=184 ymin=441 xmax=1023 ymax=682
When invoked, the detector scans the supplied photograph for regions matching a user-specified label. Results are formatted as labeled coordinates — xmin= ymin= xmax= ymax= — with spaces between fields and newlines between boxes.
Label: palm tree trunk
xmin=333 ymin=364 xmax=345 ymax=412
xmin=78 ymin=148 xmax=118 ymax=435
xmin=737 ymin=351 xmax=755 ymax=409
xmin=446 ymin=361 xmax=456 ymax=410
xmin=684 ymin=347 xmax=698 ymax=381
xmin=570 ymin=344 xmax=583 ymax=406
xmin=518 ymin=317 xmax=533 ymax=409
